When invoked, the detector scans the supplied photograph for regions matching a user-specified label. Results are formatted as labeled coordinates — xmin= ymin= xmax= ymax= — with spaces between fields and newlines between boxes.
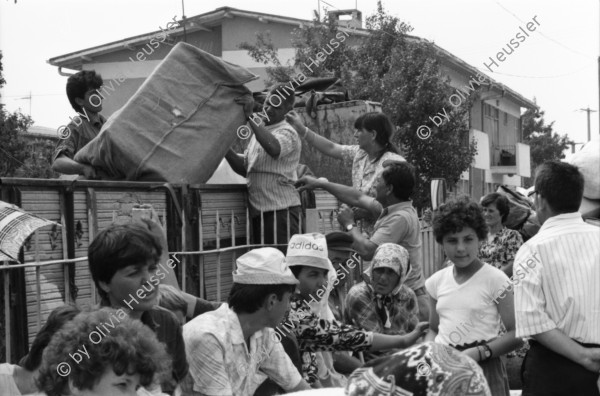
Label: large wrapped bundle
xmin=495 ymin=185 xmax=532 ymax=229
xmin=75 ymin=42 xmax=257 ymax=183
xmin=567 ymin=140 xmax=600 ymax=199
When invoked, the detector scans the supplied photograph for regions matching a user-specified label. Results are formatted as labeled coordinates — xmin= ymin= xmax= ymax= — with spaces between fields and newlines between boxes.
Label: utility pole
xmin=579 ymin=107 xmax=597 ymax=142
xmin=569 ymin=142 xmax=585 ymax=153
xmin=181 ymin=0 xmax=187 ymax=42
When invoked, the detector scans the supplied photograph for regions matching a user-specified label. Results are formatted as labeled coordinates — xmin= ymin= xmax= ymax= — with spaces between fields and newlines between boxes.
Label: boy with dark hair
xmin=225 ymin=83 xmax=301 ymax=250
xmin=88 ymin=222 xmax=188 ymax=395
xmin=52 ymin=70 xmax=105 ymax=178
xmin=296 ymin=161 xmax=430 ymax=321
xmin=182 ymin=247 xmax=311 ymax=395
xmin=515 ymin=161 xmax=600 ymax=396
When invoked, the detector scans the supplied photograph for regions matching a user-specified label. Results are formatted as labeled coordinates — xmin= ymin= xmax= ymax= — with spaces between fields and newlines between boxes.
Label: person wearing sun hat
xmin=181 ymin=247 xmax=311 ymax=396
xmin=346 ymin=243 xmax=419 ymax=336
xmin=283 ymin=233 xmax=429 ymax=387
xmin=296 ymin=160 xmax=429 ymax=323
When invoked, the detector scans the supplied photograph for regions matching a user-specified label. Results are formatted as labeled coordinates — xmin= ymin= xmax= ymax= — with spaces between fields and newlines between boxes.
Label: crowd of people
xmin=0 ymin=72 xmax=597 ymax=396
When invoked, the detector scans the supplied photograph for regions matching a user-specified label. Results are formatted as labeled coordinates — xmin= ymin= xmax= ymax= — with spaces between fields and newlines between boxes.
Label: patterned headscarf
xmin=346 ymin=342 xmax=491 ymax=396
xmin=365 ymin=243 xmax=411 ymax=328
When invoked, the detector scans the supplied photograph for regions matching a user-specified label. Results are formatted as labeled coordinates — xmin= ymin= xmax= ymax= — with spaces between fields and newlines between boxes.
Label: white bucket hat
xmin=286 ymin=233 xmax=331 ymax=271
xmin=233 ymin=247 xmax=298 ymax=285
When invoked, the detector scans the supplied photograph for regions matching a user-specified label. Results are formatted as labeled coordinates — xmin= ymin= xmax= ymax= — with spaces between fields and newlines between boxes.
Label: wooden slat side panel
xmin=20 ymin=189 xmax=66 ymax=348
xmin=199 ymin=191 xmax=248 ymax=242
xmin=202 ymin=251 xmax=238 ymax=302
xmin=73 ymin=191 xmax=92 ymax=312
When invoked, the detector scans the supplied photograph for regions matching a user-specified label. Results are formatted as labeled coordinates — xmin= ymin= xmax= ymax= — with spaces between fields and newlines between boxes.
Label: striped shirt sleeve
xmin=272 ymin=127 xmax=299 ymax=158
xmin=514 ymin=244 xmax=556 ymax=338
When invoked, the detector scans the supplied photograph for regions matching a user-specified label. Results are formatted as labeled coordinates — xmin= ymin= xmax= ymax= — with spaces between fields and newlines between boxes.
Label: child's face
xmin=73 ymin=366 xmax=140 ymax=396
xmin=100 ymin=258 xmax=160 ymax=312
xmin=441 ymin=227 xmax=481 ymax=268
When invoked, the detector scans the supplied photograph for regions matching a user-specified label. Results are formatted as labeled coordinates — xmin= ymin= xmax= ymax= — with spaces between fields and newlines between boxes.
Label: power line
xmin=0 ymin=146 xmax=27 ymax=169
xmin=491 ymin=0 xmax=594 ymax=60
xmin=2 ymin=93 xmax=63 ymax=98
xmin=476 ymin=64 xmax=595 ymax=79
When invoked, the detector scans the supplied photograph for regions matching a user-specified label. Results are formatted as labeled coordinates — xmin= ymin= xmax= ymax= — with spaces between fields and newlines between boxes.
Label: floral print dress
xmin=480 ymin=226 xmax=528 ymax=358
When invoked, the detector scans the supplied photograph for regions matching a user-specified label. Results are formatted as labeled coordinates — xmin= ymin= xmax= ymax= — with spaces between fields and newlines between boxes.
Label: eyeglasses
xmin=527 ymin=190 xmax=536 ymax=198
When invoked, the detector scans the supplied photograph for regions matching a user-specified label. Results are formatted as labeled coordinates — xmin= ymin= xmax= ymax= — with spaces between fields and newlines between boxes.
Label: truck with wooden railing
xmin=0 ymin=100 xmax=444 ymax=364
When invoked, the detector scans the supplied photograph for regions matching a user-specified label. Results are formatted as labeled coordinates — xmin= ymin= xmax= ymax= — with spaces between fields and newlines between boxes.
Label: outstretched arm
xmin=52 ymin=155 xmax=97 ymax=178
xmin=285 ymin=111 xmax=345 ymax=159
xmin=337 ymin=205 xmax=379 ymax=260
xmin=296 ymin=176 xmax=382 ymax=217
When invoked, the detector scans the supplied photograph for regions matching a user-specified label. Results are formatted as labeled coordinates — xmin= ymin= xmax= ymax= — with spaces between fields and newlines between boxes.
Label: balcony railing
xmin=492 ymin=145 xmax=516 ymax=166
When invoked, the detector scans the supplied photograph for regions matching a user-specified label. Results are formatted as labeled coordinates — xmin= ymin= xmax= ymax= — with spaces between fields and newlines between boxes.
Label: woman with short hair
xmin=479 ymin=193 xmax=523 ymax=277
xmin=285 ymin=111 xmax=405 ymax=234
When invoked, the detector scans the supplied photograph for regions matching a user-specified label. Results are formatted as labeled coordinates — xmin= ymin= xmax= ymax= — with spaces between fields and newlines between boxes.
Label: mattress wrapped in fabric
xmin=75 ymin=42 xmax=258 ymax=183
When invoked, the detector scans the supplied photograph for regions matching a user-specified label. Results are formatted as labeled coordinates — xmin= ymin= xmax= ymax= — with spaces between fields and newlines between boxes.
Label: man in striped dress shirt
xmin=226 ymin=82 xmax=301 ymax=251
xmin=514 ymin=161 xmax=600 ymax=396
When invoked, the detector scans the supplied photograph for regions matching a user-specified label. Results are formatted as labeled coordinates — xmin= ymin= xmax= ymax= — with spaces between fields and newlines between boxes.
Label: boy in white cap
xmin=283 ymin=233 xmax=428 ymax=386
xmin=181 ymin=248 xmax=311 ymax=396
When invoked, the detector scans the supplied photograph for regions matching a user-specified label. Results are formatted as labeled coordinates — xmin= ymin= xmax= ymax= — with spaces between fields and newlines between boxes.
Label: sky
xmin=0 ymin=0 xmax=598 ymax=146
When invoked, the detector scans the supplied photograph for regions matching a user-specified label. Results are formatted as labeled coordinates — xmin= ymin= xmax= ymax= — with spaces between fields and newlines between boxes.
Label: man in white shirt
xmin=181 ymin=248 xmax=311 ymax=396
xmin=225 ymin=84 xmax=301 ymax=251
xmin=514 ymin=161 xmax=600 ymax=396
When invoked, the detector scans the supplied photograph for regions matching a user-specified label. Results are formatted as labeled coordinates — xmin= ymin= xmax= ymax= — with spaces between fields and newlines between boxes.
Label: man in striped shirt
xmin=226 ymin=82 xmax=301 ymax=251
xmin=514 ymin=161 xmax=600 ymax=396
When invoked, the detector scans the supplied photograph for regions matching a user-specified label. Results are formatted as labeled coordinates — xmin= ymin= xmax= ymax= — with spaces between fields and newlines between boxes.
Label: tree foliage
xmin=346 ymin=4 xmax=476 ymax=210
xmin=522 ymin=104 xmax=573 ymax=186
xmin=240 ymin=2 xmax=477 ymax=210
xmin=0 ymin=51 xmax=57 ymax=178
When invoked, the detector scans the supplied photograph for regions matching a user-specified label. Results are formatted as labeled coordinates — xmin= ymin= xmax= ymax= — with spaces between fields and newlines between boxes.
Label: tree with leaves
xmin=240 ymin=2 xmax=476 ymax=210
xmin=0 ymin=51 xmax=57 ymax=178
xmin=522 ymin=104 xmax=573 ymax=187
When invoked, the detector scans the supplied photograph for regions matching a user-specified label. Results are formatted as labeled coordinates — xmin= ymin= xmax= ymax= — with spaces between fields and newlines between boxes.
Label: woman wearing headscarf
xmin=345 ymin=244 xmax=420 ymax=347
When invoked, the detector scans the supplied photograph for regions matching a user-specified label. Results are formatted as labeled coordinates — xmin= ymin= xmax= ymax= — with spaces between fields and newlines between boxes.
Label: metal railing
xmin=492 ymin=145 xmax=517 ymax=166
xmin=1 ymin=195 xmax=443 ymax=363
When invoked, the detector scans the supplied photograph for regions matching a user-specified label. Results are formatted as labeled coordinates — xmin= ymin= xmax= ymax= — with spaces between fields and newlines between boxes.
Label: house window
xmin=484 ymin=104 xmax=499 ymax=144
